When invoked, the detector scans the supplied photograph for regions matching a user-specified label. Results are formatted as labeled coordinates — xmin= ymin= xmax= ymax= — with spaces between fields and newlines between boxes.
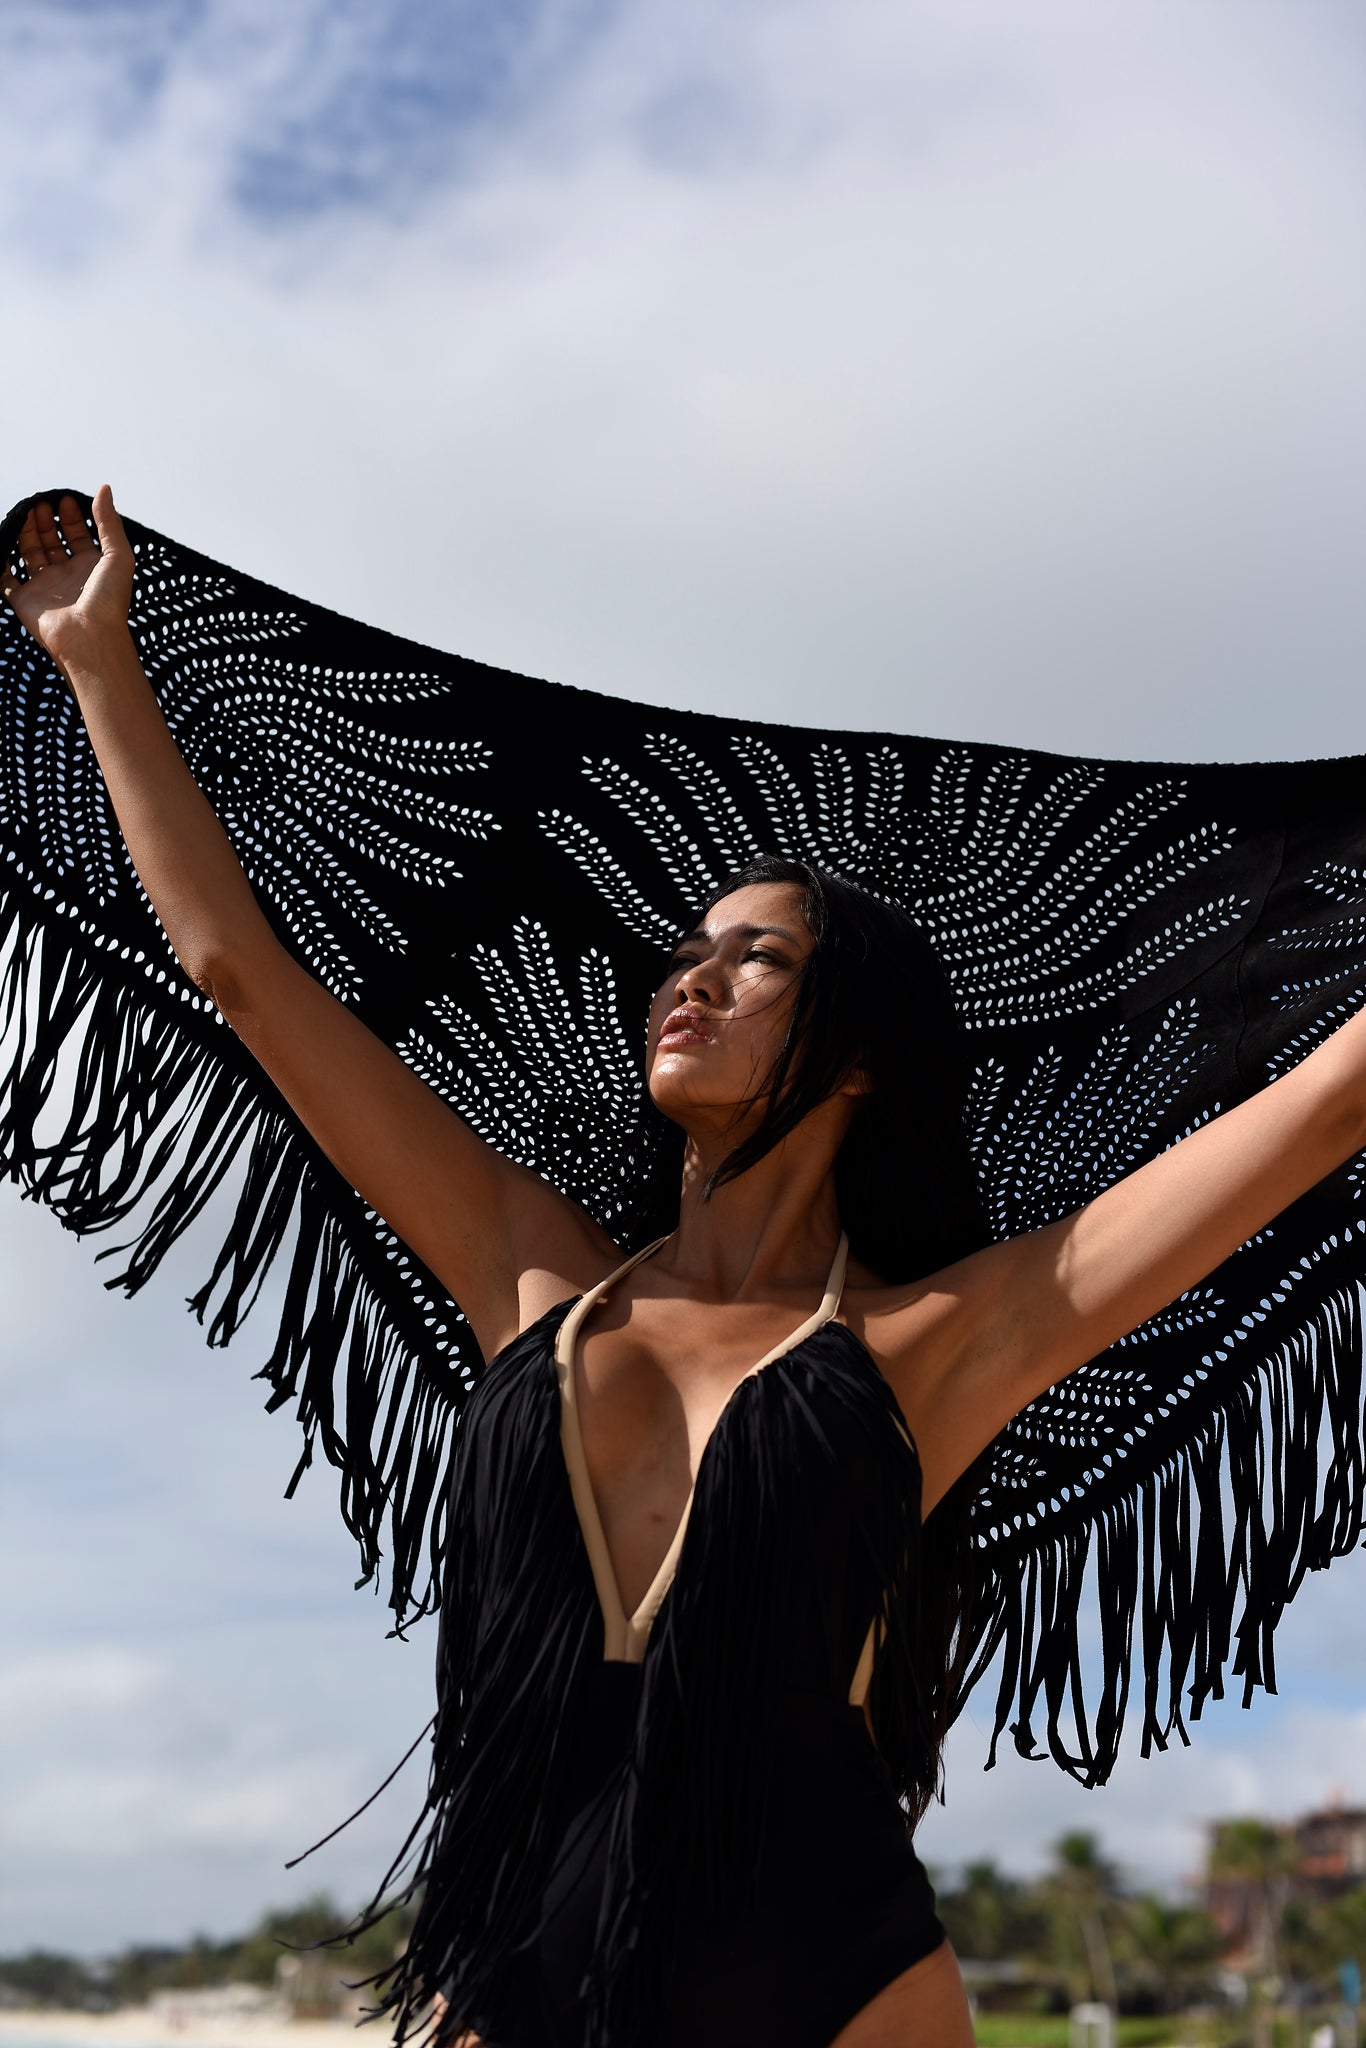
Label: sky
xmin=1 ymin=0 xmax=1365 ymax=1962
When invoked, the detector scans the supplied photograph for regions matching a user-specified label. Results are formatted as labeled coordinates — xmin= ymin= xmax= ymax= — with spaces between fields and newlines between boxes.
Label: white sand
xmin=0 ymin=2015 xmax=359 ymax=2048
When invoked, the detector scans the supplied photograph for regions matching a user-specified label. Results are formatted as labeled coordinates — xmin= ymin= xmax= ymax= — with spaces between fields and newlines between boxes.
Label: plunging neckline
xmin=554 ymin=1232 xmax=851 ymax=1664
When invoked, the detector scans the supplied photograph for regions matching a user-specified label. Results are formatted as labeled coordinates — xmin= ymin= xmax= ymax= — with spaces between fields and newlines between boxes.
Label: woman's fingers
xmin=14 ymin=496 xmax=85 ymax=575
xmin=31 ymin=499 xmax=67 ymax=565
xmin=11 ymin=492 xmax=109 ymax=579
xmin=16 ymin=507 xmax=52 ymax=575
xmin=57 ymin=493 xmax=97 ymax=557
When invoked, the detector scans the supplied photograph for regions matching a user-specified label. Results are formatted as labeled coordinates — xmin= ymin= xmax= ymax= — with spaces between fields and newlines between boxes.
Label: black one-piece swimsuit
xmin=432 ymin=1232 xmax=946 ymax=2048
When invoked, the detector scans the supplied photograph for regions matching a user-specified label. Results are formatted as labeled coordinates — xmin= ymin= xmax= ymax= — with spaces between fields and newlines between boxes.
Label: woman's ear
xmin=838 ymin=1062 xmax=874 ymax=1101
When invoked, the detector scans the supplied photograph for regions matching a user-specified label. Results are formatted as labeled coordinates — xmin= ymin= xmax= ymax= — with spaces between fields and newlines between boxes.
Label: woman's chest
xmin=459 ymin=1313 xmax=923 ymax=1703
xmin=572 ymin=1299 xmax=830 ymax=1622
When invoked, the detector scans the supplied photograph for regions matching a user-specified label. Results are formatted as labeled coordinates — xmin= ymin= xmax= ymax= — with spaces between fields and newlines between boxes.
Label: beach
xmin=0 ymin=2014 xmax=360 ymax=2048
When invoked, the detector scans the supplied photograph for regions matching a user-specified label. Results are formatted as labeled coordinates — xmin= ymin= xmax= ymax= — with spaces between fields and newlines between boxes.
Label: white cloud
xmin=1 ymin=0 xmax=1361 ymax=759
xmin=5 ymin=1755 xmax=357 ymax=1860
xmin=0 ymin=1648 xmax=164 ymax=1740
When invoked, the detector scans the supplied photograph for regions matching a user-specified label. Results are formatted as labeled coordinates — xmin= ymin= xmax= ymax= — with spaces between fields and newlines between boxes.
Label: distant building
xmin=1205 ymin=1863 xmax=1273 ymax=1958
xmin=1295 ymin=1803 xmax=1366 ymax=1892
xmin=1204 ymin=1796 xmax=1366 ymax=1959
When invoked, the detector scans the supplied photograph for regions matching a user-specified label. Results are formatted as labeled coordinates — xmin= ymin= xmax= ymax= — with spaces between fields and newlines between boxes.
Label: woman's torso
xmin=427 ymin=1234 xmax=954 ymax=2047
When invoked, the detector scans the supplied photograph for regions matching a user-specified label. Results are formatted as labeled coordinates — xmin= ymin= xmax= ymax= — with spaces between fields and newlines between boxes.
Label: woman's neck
xmin=660 ymin=1113 xmax=849 ymax=1300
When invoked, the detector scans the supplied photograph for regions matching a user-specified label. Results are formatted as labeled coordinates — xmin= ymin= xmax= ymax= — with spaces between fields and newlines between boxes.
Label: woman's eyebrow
xmin=673 ymin=923 xmax=801 ymax=947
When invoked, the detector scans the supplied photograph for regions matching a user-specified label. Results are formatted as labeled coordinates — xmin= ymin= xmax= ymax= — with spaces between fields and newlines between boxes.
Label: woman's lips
xmin=658 ymin=1010 xmax=713 ymax=1047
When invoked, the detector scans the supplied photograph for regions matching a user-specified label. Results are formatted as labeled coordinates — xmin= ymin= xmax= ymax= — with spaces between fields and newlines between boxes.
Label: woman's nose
xmin=677 ymin=961 xmax=718 ymax=1005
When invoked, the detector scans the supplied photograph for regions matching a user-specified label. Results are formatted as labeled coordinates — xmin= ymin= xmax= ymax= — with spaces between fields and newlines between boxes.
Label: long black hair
xmin=615 ymin=852 xmax=990 ymax=1284
xmin=611 ymin=853 xmax=994 ymax=1808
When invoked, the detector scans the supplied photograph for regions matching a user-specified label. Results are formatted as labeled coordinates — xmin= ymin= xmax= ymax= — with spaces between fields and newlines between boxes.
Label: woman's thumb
xmin=91 ymin=482 xmax=129 ymax=554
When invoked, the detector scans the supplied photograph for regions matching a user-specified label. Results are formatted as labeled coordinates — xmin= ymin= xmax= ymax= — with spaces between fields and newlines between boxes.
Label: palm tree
xmin=1207 ymin=1818 xmax=1299 ymax=1980
xmin=1039 ymin=1831 xmax=1122 ymax=2011
xmin=1207 ymin=1820 xmax=1303 ymax=2048
xmin=1126 ymin=1894 xmax=1223 ymax=2014
xmin=1291 ymin=1888 xmax=1366 ymax=2012
xmin=940 ymin=1859 xmax=1044 ymax=1962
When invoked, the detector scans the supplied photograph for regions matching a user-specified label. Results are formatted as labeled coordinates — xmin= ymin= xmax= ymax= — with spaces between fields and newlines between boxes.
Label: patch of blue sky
xmin=226 ymin=0 xmax=619 ymax=226
xmin=1 ymin=0 xmax=622 ymax=255
xmin=36 ymin=0 xmax=206 ymax=31
xmin=15 ymin=0 xmax=211 ymax=136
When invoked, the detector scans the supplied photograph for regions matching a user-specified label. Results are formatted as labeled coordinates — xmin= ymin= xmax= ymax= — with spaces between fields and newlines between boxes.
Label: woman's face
xmin=646 ymin=881 xmax=816 ymax=1127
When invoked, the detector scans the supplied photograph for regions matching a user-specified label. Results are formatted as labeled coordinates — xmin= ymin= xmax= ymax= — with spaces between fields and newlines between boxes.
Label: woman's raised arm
xmin=1 ymin=488 xmax=617 ymax=1360
xmin=889 ymin=1003 xmax=1366 ymax=1513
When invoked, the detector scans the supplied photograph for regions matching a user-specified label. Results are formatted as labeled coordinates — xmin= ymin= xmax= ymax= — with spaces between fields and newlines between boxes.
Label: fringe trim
xmin=954 ymin=1234 xmax=1366 ymax=1786
xmin=0 ymin=875 xmax=466 ymax=1631
xmin=294 ymin=1307 xmax=602 ymax=2046
xmin=297 ymin=1320 xmax=932 ymax=2048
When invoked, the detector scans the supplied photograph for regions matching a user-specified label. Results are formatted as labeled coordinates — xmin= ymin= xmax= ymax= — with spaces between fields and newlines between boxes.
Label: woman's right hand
xmin=0 ymin=484 xmax=135 ymax=680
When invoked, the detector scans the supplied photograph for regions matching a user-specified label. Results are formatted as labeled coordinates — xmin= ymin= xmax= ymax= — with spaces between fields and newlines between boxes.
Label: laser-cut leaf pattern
xmin=544 ymin=733 xmax=1250 ymax=1027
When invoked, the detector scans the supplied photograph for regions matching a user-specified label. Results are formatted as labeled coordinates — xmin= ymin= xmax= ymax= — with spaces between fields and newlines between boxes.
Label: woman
xmin=7 ymin=488 xmax=1366 ymax=2046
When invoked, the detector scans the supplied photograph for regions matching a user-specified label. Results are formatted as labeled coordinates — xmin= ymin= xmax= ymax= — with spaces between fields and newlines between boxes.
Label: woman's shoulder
xmin=477 ymin=1223 xmax=629 ymax=1366
xmin=838 ymin=1261 xmax=974 ymax=1414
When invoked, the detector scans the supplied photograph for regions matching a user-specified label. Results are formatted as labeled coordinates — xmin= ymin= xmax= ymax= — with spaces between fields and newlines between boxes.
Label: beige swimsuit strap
xmin=556 ymin=1231 xmax=852 ymax=1664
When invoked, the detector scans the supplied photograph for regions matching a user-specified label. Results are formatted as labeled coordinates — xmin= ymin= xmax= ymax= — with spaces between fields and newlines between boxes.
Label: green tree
xmin=235 ymin=1894 xmax=352 ymax=1987
xmin=1278 ymin=1894 xmax=1329 ymax=1993
xmin=940 ymin=1859 xmax=1046 ymax=1962
xmin=0 ymin=1950 xmax=100 ymax=2009
xmin=1207 ymin=1820 xmax=1302 ymax=2048
xmin=1125 ymin=1894 xmax=1223 ymax=2014
xmin=104 ymin=1946 xmax=184 ymax=2007
xmin=235 ymin=1892 xmax=415 ymax=2012
xmin=1288 ymin=1884 xmax=1366 ymax=2004
xmin=1037 ymin=1831 xmax=1122 ymax=2010
xmin=1207 ymin=1818 xmax=1299 ymax=1980
xmin=1323 ymin=1883 xmax=1366 ymax=1970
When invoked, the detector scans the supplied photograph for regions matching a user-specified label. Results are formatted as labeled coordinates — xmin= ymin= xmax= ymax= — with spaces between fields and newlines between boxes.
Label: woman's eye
xmin=666 ymin=945 xmax=783 ymax=970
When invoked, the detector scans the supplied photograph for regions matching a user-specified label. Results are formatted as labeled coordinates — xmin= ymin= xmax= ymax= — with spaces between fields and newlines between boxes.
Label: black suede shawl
xmin=4 ymin=487 xmax=1366 ymax=2037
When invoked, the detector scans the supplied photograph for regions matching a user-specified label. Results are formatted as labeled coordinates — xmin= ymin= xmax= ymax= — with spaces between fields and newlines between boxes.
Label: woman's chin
xmin=647 ymin=1074 xmax=697 ymax=1120
xmin=648 ymin=1067 xmax=730 ymax=1122
xmin=648 ymin=1076 xmax=773 ymax=1146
